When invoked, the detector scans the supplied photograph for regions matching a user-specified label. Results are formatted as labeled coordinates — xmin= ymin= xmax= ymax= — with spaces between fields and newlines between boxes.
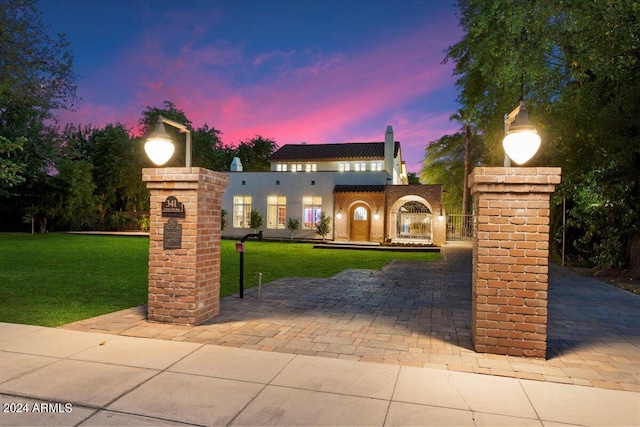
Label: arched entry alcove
xmin=388 ymin=195 xmax=434 ymax=243
xmin=397 ymin=200 xmax=432 ymax=241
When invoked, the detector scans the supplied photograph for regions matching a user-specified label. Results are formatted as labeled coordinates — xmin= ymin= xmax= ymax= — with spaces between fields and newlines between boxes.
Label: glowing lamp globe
xmin=502 ymin=102 xmax=541 ymax=165
xmin=144 ymin=118 xmax=175 ymax=166
xmin=503 ymin=130 xmax=541 ymax=165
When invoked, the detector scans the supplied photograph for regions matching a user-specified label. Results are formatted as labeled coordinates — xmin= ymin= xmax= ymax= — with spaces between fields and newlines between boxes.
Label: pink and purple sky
xmin=39 ymin=0 xmax=463 ymax=172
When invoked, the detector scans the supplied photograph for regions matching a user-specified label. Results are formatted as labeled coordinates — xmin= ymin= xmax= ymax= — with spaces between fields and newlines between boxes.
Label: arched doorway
xmin=396 ymin=200 xmax=432 ymax=241
xmin=350 ymin=203 xmax=370 ymax=241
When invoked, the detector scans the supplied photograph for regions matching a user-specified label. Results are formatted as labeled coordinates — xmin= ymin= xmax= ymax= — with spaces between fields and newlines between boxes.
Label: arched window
xmin=354 ymin=206 xmax=367 ymax=220
xmin=396 ymin=201 xmax=432 ymax=241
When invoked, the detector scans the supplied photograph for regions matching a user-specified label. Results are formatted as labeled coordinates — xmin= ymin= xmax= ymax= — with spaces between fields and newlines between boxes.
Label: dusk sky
xmin=39 ymin=0 xmax=463 ymax=172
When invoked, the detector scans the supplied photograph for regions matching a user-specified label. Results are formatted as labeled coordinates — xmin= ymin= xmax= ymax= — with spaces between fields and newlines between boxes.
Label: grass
xmin=0 ymin=233 xmax=439 ymax=327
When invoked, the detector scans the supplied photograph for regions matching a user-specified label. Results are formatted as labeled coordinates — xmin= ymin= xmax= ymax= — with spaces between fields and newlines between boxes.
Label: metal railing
xmin=446 ymin=213 xmax=473 ymax=243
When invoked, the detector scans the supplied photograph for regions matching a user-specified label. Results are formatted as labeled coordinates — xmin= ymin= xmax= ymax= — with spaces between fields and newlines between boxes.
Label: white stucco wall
xmin=222 ymin=171 xmax=389 ymax=240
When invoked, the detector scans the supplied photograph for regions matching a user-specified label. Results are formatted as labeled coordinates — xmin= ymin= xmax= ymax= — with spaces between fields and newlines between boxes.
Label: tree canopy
xmin=439 ymin=0 xmax=640 ymax=272
xmin=0 ymin=0 xmax=77 ymax=181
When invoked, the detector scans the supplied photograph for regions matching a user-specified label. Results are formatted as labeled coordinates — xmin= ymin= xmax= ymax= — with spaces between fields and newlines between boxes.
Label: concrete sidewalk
xmin=1 ymin=322 xmax=638 ymax=426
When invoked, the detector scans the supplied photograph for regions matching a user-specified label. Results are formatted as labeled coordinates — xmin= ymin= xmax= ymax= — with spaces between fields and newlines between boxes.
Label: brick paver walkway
xmin=62 ymin=246 xmax=640 ymax=392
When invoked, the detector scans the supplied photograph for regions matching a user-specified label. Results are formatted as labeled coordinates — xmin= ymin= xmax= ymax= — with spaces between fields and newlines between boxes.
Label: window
xmin=267 ymin=196 xmax=286 ymax=229
xmin=291 ymin=163 xmax=302 ymax=172
xmin=305 ymin=163 xmax=317 ymax=172
xmin=233 ymin=196 xmax=252 ymax=228
xmin=339 ymin=163 xmax=344 ymax=172
xmin=302 ymin=196 xmax=322 ymax=229
xmin=354 ymin=206 xmax=368 ymax=220
xmin=277 ymin=163 xmax=287 ymax=172
xmin=371 ymin=162 xmax=382 ymax=171
xmin=354 ymin=162 xmax=366 ymax=171
xmin=344 ymin=163 xmax=350 ymax=171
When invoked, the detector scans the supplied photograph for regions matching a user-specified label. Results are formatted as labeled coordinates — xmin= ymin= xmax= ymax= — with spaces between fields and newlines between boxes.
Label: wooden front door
xmin=350 ymin=204 xmax=370 ymax=241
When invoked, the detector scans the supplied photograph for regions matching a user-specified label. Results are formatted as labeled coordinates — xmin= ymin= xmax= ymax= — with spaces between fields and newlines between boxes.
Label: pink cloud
xmin=57 ymin=8 xmax=462 ymax=172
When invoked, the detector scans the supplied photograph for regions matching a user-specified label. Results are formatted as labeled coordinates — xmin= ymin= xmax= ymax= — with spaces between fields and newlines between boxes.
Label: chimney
xmin=384 ymin=125 xmax=394 ymax=182
xmin=230 ymin=157 xmax=243 ymax=172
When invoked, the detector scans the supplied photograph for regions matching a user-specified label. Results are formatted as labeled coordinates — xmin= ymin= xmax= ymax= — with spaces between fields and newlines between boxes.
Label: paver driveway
xmin=63 ymin=246 xmax=640 ymax=391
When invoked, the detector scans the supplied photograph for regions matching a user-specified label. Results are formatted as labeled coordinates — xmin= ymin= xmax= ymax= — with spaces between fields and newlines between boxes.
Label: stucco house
xmin=222 ymin=126 xmax=446 ymax=245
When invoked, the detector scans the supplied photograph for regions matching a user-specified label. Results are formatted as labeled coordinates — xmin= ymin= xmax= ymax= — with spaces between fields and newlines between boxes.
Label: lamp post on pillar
xmin=469 ymin=100 xmax=560 ymax=358
xmin=503 ymin=101 xmax=541 ymax=167
xmin=142 ymin=115 xmax=228 ymax=326
xmin=144 ymin=115 xmax=192 ymax=168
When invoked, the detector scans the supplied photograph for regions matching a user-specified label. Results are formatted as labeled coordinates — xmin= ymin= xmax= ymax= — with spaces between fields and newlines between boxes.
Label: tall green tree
xmin=88 ymin=123 xmax=147 ymax=216
xmin=0 ymin=0 xmax=78 ymax=229
xmin=421 ymin=132 xmax=482 ymax=214
xmin=446 ymin=0 xmax=640 ymax=273
xmin=449 ymin=108 xmax=477 ymax=215
xmin=0 ymin=0 xmax=77 ymax=176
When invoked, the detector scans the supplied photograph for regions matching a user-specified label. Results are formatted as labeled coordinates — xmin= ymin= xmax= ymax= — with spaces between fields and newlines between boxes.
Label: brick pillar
xmin=143 ymin=168 xmax=228 ymax=325
xmin=469 ymin=167 xmax=561 ymax=358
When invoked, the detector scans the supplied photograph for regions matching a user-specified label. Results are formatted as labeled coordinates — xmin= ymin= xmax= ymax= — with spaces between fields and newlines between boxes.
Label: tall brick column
xmin=143 ymin=168 xmax=228 ymax=325
xmin=469 ymin=167 xmax=561 ymax=358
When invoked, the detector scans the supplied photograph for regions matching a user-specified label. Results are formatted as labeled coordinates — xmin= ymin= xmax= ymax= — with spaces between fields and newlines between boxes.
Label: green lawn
xmin=0 ymin=233 xmax=439 ymax=327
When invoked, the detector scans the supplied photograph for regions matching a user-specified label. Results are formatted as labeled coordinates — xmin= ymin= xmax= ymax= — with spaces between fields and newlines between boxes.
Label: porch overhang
xmin=333 ymin=185 xmax=386 ymax=193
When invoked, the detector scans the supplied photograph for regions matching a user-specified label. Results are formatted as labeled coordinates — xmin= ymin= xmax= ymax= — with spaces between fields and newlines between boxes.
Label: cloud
xmin=57 ymin=6 xmax=462 ymax=172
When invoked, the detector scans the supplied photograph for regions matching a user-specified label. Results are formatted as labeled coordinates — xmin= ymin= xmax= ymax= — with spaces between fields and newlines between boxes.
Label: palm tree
xmin=449 ymin=108 xmax=476 ymax=216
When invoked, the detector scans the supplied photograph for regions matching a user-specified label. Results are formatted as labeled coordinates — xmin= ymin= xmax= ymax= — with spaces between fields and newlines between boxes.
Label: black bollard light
xmin=238 ymin=231 xmax=263 ymax=298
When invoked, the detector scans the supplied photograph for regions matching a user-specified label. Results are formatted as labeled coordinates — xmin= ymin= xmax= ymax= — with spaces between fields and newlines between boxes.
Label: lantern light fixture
xmin=503 ymin=100 xmax=541 ymax=166
xmin=144 ymin=115 xmax=192 ymax=167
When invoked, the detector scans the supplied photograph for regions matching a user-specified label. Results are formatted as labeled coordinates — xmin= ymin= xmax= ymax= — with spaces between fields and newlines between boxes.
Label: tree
xmin=287 ymin=218 xmax=300 ymax=240
xmin=0 ymin=136 xmax=26 ymax=195
xmin=50 ymin=159 xmax=98 ymax=230
xmin=449 ymin=108 xmax=477 ymax=215
xmin=445 ymin=0 xmax=640 ymax=274
xmin=0 ymin=0 xmax=77 ymax=176
xmin=249 ymin=208 xmax=263 ymax=231
xmin=234 ymin=136 xmax=278 ymax=171
xmin=407 ymin=172 xmax=420 ymax=184
xmin=421 ymin=132 xmax=482 ymax=214
xmin=0 ymin=0 xmax=78 ymax=230
xmin=221 ymin=209 xmax=228 ymax=231
xmin=192 ymin=123 xmax=230 ymax=171
xmin=315 ymin=212 xmax=331 ymax=242
xmin=57 ymin=122 xmax=148 ymax=228
xmin=88 ymin=124 xmax=137 ymax=210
